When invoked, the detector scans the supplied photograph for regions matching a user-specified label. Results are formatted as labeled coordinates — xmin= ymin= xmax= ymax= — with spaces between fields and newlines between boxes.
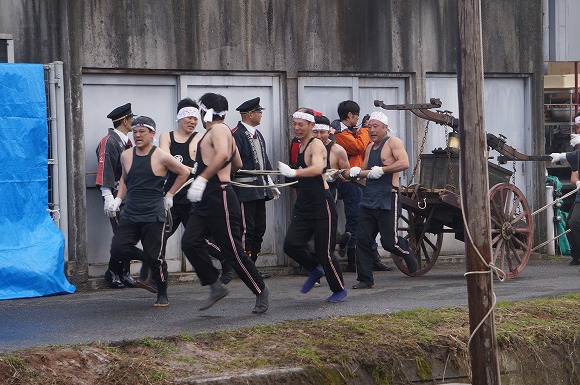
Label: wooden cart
xmin=372 ymin=99 xmax=547 ymax=279
xmin=394 ymin=152 xmax=532 ymax=278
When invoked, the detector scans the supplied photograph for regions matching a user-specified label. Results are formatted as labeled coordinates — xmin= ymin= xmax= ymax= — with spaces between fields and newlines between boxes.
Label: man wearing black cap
xmin=96 ymin=103 xmax=144 ymax=288
xmin=231 ymin=97 xmax=280 ymax=278
xmin=107 ymin=116 xmax=190 ymax=306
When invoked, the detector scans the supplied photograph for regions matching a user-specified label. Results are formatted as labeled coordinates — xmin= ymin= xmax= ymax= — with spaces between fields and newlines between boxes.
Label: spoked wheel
xmin=394 ymin=206 xmax=443 ymax=276
xmin=489 ymin=183 xmax=533 ymax=279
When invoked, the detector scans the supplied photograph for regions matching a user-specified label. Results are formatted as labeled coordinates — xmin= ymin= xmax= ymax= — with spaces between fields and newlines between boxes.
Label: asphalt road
xmin=1 ymin=258 xmax=578 ymax=353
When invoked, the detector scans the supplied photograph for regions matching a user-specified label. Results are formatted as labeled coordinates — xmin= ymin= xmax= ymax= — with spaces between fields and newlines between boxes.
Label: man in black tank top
xmin=107 ymin=116 xmax=190 ymax=307
xmin=159 ymin=98 xmax=234 ymax=284
xmin=181 ymin=93 xmax=269 ymax=314
xmin=278 ymin=108 xmax=347 ymax=303
xmin=348 ymin=111 xmax=419 ymax=289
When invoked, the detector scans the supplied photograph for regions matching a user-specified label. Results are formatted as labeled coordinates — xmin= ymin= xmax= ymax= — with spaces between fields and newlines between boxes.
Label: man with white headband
xmin=349 ymin=111 xmax=418 ymax=288
xmin=159 ymin=98 xmax=234 ymax=284
xmin=279 ymin=108 xmax=347 ymax=303
xmin=107 ymin=115 xmax=191 ymax=306
xmin=232 ymin=97 xmax=280 ymax=279
xmin=313 ymin=115 xmax=349 ymax=202
xmin=551 ymin=111 xmax=580 ymax=266
xmin=96 ymin=103 xmax=143 ymax=289
xmin=181 ymin=92 xmax=269 ymax=314
xmin=331 ymin=100 xmax=392 ymax=272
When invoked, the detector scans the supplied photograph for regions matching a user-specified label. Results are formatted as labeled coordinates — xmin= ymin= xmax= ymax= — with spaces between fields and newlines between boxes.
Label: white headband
xmin=176 ymin=107 xmax=199 ymax=121
xmin=199 ymin=101 xmax=226 ymax=123
xmin=292 ymin=111 xmax=315 ymax=123
xmin=369 ymin=111 xmax=389 ymax=126
xmin=313 ymin=124 xmax=330 ymax=131
xmin=575 ymin=116 xmax=580 ymax=125
xmin=133 ymin=123 xmax=156 ymax=132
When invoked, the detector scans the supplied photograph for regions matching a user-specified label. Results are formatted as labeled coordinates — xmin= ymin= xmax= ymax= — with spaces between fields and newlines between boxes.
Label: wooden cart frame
xmin=373 ymin=99 xmax=546 ymax=279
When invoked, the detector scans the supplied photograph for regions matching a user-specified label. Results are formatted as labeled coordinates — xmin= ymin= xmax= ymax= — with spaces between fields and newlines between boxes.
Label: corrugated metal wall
xmin=0 ymin=0 xmax=546 ymax=285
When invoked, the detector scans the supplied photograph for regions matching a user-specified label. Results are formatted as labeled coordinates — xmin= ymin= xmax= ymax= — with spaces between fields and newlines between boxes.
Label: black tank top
xmin=191 ymin=130 xmax=236 ymax=215
xmin=164 ymin=131 xmax=196 ymax=204
xmin=361 ymin=137 xmax=393 ymax=209
xmin=122 ymin=146 xmax=166 ymax=222
xmin=293 ymin=138 xmax=328 ymax=218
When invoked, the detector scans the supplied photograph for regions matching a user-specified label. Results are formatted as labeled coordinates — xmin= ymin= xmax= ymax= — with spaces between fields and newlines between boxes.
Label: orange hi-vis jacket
xmin=334 ymin=126 xmax=371 ymax=168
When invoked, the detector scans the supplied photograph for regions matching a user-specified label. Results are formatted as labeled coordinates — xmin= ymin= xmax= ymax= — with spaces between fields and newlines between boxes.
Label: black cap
xmin=131 ymin=116 xmax=156 ymax=131
xmin=236 ymin=97 xmax=265 ymax=113
xmin=107 ymin=103 xmax=135 ymax=122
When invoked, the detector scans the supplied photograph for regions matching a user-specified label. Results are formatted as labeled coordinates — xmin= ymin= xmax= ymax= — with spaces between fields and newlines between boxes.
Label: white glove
xmin=105 ymin=197 xmax=122 ymax=218
xmin=164 ymin=193 xmax=174 ymax=210
xmin=266 ymin=176 xmax=280 ymax=199
xmin=103 ymin=194 xmax=114 ymax=216
xmin=550 ymin=153 xmax=567 ymax=163
xmin=367 ymin=165 xmax=385 ymax=179
xmin=349 ymin=166 xmax=362 ymax=178
xmin=326 ymin=173 xmax=336 ymax=183
xmin=187 ymin=176 xmax=208 ymax=203
xmin=571 ymin=134 xmax=580 ymax=148
xmin=278 ymin=161 xmax=297 ymax=178
xmin=576 ymin=181 xmax=580 ymax=190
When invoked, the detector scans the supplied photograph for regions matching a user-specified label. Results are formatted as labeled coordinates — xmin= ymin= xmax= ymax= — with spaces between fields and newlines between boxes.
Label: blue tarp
xmin=0 ymin=63 xmax=75 ymax=300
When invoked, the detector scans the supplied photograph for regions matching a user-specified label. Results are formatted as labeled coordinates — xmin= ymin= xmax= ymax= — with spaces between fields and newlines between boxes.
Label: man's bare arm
xmin=382 ymin=137 xmax=409 ymax=173
xmin=159 ymin=132 xmax=171 ymax=153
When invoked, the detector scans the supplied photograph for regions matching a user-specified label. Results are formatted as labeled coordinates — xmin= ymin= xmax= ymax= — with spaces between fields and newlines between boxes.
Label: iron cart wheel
xmin=488 ymin=183 xmax=533 ymax=279
xmin=393 ymin=205 xmax=444 ymax=276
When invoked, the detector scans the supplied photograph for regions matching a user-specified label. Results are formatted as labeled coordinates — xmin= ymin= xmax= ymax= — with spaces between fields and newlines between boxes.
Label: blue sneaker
xmin=326 ymin=288 xmax=347 ymax=302
xmin=301 ymin=267 xmax=324 ymax=293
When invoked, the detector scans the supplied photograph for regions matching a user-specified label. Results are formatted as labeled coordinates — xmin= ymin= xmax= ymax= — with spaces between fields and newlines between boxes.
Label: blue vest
xmin=361 ymin=137 xmax=392 ymax=210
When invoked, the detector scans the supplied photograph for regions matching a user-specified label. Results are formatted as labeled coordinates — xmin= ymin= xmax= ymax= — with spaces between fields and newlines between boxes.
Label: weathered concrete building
xmin=0 ymin=0 xmax=545 ymax=286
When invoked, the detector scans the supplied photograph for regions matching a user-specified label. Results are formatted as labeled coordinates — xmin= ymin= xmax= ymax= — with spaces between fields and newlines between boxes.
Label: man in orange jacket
xmin=331 ymin=100 xmax=393 ymax=272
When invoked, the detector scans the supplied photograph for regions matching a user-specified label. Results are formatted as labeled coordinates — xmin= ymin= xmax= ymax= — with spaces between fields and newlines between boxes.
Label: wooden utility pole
xmin=456 ymin=1 xmax=501 ymax=384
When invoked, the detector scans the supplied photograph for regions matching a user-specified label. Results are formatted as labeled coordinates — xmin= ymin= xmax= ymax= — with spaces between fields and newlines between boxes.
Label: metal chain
xmin=445 ymin=126 xmax=456 ymax=192
xmin=511 ymin=160 xmax=520 ymax=215
xmin=410 ymin=121 xmax=430 ymax=184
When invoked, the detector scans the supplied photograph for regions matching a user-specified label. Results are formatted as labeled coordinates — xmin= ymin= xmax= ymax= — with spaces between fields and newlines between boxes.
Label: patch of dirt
xmin=1 ymin=295 xmax=579 ymax=385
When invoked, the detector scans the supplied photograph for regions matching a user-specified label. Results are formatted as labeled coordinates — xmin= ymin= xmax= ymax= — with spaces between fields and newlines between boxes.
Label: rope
xmin=175 ymin=174 xmax=297 ymax=194
xmin=531 ymin=229 xmax=570 ymax=252
xmin=531 ymin=186 xmax=579 ymax=216
xmin=231 ymin=180 xmax=297 ymax=188
xmin=237 ymin=169 xmax=281 ymax=175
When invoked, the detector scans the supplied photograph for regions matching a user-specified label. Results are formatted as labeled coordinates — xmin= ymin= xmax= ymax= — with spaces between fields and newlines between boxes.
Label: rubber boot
xmin=154 ymin=279 xmax=169 ymax=307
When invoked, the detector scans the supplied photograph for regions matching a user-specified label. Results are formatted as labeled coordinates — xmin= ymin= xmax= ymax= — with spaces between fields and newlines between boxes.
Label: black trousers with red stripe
xmin=110 ymin=220 xmax=168 ymax=288
xmin=283 ymin=194 xmax=345 ymax=293
xmin=181 ymin=185 xmax=265 ymax=295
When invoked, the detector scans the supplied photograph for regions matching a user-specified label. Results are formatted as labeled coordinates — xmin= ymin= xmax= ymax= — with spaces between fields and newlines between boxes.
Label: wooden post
xmin=456 ymin=1 xmax=502 ymax=384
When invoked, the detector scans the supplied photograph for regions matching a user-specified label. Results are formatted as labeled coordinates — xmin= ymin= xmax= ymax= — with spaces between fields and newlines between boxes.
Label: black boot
xmin=220 ymin=261 xmax=235 ymax=285
xmin=105 ymin=260 xmax=124 ymax=288
xmin=371 ymin=249 xmax=395 ymax=271
xmin=345 ymin=248 xmax=356 ymax=272
xmin=120 ymin=261 xmax=136 ymax=287
xmin=154 ymin=279 xmax=169 ymax=307
xmin=104 ymin=269 xmax=124 ymax=289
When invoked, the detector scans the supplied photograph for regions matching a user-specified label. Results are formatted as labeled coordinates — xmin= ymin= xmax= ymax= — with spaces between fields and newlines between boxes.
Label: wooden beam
xmin=456 ymin=1 xmax=502 ymax=384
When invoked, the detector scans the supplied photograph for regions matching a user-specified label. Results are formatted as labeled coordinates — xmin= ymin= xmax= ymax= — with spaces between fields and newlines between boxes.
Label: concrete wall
xmin=0 ymin=0 xmax=545 ymax=285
